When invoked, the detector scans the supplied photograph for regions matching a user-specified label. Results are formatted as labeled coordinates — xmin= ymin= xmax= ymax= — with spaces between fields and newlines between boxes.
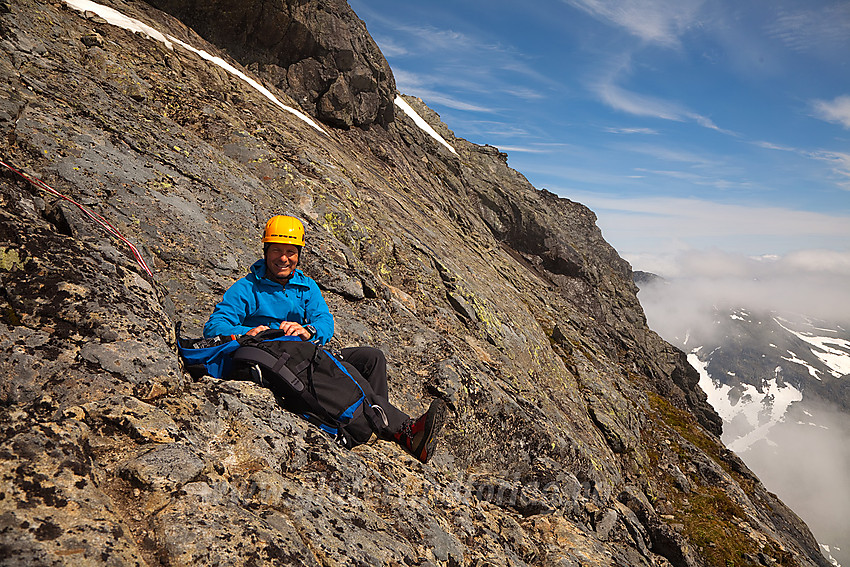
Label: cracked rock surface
xmin=0 ymin=1 xmax=830 ymax=566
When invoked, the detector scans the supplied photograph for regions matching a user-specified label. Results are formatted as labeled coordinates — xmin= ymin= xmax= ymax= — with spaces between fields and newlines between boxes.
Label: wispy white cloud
xmin=604 ymin=127 xmax=660 ymax=135
xmin=753 ymin=140 xmax=799 ymax=152
xmin=635 ymin=168 xmax=750 ymax=190
xmin=390 ymin=68 xmax=425 ymax=91
xmin=622 ymin=144 xmax=722 ymax=167
xmin=602 ymin=142 xmax=751 ymax=189
xmin=573 ymin=193 xmax=850 ymax=236
xmin=376 ymin=22 xmax=483 ymax=54
xmin=392 ymin=70 xmax=496 ymax=112
xmin=809 ymin=150 xmax=850 ymax=189
xmin=589 ymin=59 xmax=733 ymax=134
xmin=592 ymin=73 xmax=687 ymax=121
xmin=781 ymin=248 xmax=850 ymax=275
xmin=378 ymin=21 xmax=553 ymax=111
xmin=465 ymin=121 xmax=537 ymax=138
xmin=690 ymin=112 xmax=733 ymax=134
xmin=498 ymin=61 xmax=564 ymax=93
xmin=494 ymin=145 xmax=557 ymax=154
xmin=501 ymin=85 xmax=547 ymax=102
xmin=360 ymin=8 xmax=546 ymax=86
xmin=524 ymin=164 xmax=640 ymax=187
xmin=765 ymin=3 xmax=850 ymax=55
xmin=495 ymin=142 xmax=570 ymax=154
xmin=660 ymin=248 xmax=850 ymax=280
xmin=409 ymin=90 xmax=496 ymax=113
xmin=812 ymin=95 xmax=850 ymax=130
xmin=752 ymin=137 xmax=850 ymax=190
xmin=563 ymin=0 xmax=704 ymax=46
xmin=370 ymin=35 xmax=410 ymax=58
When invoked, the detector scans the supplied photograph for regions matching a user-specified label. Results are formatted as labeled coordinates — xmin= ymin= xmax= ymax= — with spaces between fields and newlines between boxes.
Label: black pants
xmin=338 ymin=346 xmax=409 ymax=438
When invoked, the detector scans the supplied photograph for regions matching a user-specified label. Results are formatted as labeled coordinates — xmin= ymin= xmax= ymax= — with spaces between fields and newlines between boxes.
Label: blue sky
xmin=349 ymin=0 xmax=850 ymax=275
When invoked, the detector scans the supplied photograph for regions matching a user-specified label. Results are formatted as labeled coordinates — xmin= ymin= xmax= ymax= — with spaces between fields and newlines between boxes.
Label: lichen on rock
xmin=0 ymin=1 xmax=831 ymax=566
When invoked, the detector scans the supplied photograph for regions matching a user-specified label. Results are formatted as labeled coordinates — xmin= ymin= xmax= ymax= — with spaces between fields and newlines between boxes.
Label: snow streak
xmin=394 ymin=96 xmax=458 ymax=155
xmin=775 ymin=317 xmax=850 ymax=379
xmin=63 ymin=0 xmax=326 ymax=133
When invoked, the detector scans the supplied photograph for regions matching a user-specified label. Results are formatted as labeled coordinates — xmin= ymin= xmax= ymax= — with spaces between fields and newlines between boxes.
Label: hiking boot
xmin=393 ymin=399 xmax=447 ymax=463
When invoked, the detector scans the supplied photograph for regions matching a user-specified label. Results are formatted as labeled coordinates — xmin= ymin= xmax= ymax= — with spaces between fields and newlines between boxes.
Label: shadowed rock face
xmin=0 ymin=1 xmax=830 ymax=566
xmin=145 ymin=0 xmax=396 ymax=128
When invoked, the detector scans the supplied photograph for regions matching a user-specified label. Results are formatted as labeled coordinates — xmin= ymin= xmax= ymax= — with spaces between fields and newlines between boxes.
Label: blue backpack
xmin=176 ymin=325 xmax=383 ymax=447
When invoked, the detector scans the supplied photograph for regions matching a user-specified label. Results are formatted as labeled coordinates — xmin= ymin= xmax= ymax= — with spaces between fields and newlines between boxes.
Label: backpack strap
xmin=231 ymin=346 xmax=302 ymax=393
xmin=231 ymin=344 xmax=341 ymax=429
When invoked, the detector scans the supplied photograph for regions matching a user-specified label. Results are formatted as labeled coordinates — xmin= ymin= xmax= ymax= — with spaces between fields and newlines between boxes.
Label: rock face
xmin=144 ymin=0 xmax=396 ymax=128
xmin=0 ymin=1 xmax=830 ymax=566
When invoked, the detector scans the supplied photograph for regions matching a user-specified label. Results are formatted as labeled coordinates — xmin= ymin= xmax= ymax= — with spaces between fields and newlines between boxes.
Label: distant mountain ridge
xmin=685 ymin=309 xmax=849 ymax=443
xmin=689 ymin=311 xmax=850 ymax=567
xmin=637 ymin=274 xmax=850 ymax=566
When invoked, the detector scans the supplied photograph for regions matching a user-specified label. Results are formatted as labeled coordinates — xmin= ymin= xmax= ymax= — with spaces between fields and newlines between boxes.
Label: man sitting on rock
xmin=203 ymin=214 xmax=446 ymax=463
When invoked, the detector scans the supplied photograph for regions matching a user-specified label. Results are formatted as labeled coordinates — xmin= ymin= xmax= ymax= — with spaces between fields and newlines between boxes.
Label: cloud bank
xmin=563 ymin=190 xmax=850 ymax=262
xmin=636 ymin=248 xmax=850 ymax=346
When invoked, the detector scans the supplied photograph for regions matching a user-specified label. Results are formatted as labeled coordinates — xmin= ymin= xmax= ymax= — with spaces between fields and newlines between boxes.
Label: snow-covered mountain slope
xmin=649 ymin=303 xmax=850 ymax=566
xmin=686 ymin=311 xmax=849 ymax=446
xmin=688 ymin=348 xmax=802 ymax=453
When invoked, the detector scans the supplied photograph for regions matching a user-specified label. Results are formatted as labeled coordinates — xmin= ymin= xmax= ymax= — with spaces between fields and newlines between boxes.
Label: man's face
xmin=265 ymin=243 xmax=300 ymax=281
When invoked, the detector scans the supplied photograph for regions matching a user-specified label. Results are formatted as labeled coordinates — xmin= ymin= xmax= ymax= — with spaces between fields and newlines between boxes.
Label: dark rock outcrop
xmin=0 ymin=0 xmax=830 ymax=566
xmin=145 ymin=0 xmax=396 ymax=128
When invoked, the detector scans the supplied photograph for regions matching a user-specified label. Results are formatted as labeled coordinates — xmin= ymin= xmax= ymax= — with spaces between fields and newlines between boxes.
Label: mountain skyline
xmin=350 ymin=0 xmax=850 ymax=275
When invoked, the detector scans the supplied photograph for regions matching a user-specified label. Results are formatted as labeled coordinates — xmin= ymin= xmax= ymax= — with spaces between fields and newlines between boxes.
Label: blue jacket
xmin=203 ymin=259 xmax=334 ymax=344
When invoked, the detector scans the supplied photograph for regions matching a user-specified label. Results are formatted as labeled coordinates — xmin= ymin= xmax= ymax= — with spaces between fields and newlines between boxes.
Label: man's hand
xmin=246 ymin=322 xmax=311 ymax=339
xmin=279 ymin=321 xmax=311 ymax=340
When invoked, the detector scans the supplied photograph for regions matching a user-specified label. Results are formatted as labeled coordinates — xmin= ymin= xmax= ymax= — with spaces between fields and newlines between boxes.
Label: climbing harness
xmin=0 ymin=159 xmax=153 ymax=278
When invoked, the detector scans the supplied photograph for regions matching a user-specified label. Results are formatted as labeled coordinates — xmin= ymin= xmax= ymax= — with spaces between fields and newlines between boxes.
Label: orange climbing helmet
xmin=262 ymin=215 xmax=305 ymax=247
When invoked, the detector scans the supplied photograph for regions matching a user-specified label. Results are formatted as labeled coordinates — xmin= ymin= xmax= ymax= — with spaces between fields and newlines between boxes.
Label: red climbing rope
xmin=0 ymin=159 xmax=154 ymax=278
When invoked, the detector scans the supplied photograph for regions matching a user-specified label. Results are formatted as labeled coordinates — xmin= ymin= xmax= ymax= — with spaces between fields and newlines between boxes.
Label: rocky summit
xmin=0 ymin=1 xmax=832 ymax=566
